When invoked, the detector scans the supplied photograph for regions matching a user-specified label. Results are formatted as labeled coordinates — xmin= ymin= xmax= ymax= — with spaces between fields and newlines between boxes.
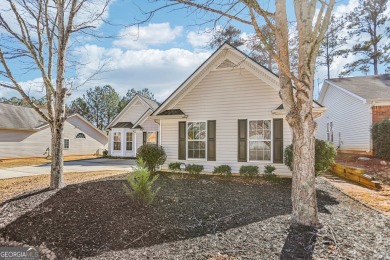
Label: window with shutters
xmin=187 ymin=122 xmax=206 ymax=159
xmin=146 ymin=132 xmax=157 ymax=144
xmin=113 ymin=132 xmax=121 ymax=150
xmin=327 ymin=122 xmax=334 ymax=142
xmin=126 ymin=132 xmax=133 ymax=150
xmin=248 ymin=120 xmax=272 ymax=161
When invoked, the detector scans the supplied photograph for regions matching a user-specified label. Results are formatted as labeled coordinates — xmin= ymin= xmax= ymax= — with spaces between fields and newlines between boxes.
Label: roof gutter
xmin=149 ymin=115 xmax=188 ymax=120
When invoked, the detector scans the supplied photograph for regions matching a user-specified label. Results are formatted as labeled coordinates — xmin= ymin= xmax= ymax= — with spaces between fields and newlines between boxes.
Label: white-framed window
xmin=113 ymin=132 xmax=121 ymax=150
xmin=126 ymin=132 xmax=133 ymax=151
xmin=76 ymin=133 xmax=86 ymax=139
xmin=146 ymin=132 xmax=157 ymax=144
xmin=64 ymin=139 xmax=70 ymax=149
xmin=248 ymin=120 xmax=272 ymax=161
xmin=327 ymin=122 xmax=334 ymax=142
xmin=187 ymin=121 xmax=206 ymax=159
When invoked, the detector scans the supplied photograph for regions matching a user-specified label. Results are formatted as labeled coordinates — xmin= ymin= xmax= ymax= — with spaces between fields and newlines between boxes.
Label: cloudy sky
xmin=0 ymin=0 xmax=388 ymax=103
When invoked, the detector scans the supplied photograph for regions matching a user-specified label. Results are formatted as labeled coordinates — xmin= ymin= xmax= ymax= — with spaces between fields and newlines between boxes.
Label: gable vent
xmin=216 ymin=59 xmax=237 ymax=69
xmin=134 ymin=100 xmax=143 ymax=106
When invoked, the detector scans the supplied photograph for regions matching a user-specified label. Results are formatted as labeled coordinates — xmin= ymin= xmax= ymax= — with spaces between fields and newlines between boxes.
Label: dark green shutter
xmin=143 ymin=132 xmax=147 ymax=145
xmin=207 ymin=120 xmax=216 ymax=161
xmin=156 ymin=132 xmax=159 ymax=145
xmin=238 ymin=119 xmax=247 ymax=162
xmin=273 ymin=118 xmax=283 ymax=163
xmin=178 ymin=121 xmax=186 ymax=160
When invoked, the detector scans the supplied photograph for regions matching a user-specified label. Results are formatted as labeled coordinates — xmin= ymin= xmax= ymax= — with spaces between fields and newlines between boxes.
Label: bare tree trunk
xmin=291 ymin=120 xmax=319 ymax=226
xmin=50 ymin=123 xmax=64 ymax=189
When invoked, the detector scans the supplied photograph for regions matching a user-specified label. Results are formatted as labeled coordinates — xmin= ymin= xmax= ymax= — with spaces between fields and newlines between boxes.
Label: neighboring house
xmin=106 ymin=94 xmax=159 ymax=157
xmin=150 ymin=43 xmax=326 ymax=176
xmin=316 ymin=74 xmax=390 ymax=154
xmin=0 ymin=103 xmax=108 ymax=159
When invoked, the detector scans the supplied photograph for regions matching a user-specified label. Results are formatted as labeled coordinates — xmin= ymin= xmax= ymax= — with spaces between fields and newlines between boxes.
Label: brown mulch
xmin=1 ymin=174 xmax=341 ymax=259
xmin=0 ymin=155 xmax=102 ymax=169
xmin=0 ymin=170 xmax=127 ymax=203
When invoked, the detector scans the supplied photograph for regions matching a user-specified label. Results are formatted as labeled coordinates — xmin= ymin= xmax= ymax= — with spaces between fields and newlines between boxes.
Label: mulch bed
xmin=0 ymin=174 xmax=339 ymax=259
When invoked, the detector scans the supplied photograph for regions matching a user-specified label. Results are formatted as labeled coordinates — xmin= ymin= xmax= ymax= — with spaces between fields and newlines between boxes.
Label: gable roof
xmin=139 ymin=95 xmax=159 ymax=110
xmin=152 ymin=42 xmax=324 ymax=117
xmin=0 ymin=103 xmax=107 ymax=138
xmin=152 ymin=42 xmax=281 ymax=116
xmin=325 ymin=74 xmax=390 ymax=101
xmin=106 ymin=94 xmax=159 ymax=129
xmin=0 ymin=103 xmax=48 ymax=130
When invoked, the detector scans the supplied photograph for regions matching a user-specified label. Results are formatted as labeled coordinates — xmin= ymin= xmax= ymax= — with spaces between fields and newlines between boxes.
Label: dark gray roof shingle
xmin=110 ymin=122 xmax=142 ymax=129
xmin=0 ymin=103 xmax=48 ymax=130
xmin=327 ymin=74 xmax=390 ymax=100
xmin=157 ymin=109 xmax=185 ymax=116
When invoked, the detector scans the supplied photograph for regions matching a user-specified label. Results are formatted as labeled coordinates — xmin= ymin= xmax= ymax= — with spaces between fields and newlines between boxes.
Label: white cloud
xmin=71 ymin=44 xmax=211 ymax=102
xmin=187 ymin=30 xmax=213 ymax=48
xmin=114 ymin=23 xmax=183 ymax=50
xmin=0 ymin=78 xmax=46 ymax=99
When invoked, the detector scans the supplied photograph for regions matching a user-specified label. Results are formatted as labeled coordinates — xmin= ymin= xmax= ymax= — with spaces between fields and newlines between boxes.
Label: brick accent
xmin=372 ymin=106 xmax=390 ymax=124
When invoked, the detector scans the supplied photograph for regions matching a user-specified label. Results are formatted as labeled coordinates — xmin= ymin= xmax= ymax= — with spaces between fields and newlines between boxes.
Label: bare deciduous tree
xmin=151 ymin=0 xmax=335 ymax=227
xmin=0 ymin=0 xmax=110 ymax=189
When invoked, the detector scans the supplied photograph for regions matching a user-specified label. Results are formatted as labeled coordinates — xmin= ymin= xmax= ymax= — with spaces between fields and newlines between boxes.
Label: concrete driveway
xmin=0 ymin=158 xmax=136 ymax=180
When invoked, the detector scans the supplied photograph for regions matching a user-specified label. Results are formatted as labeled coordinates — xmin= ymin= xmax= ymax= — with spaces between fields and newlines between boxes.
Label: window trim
xmin=247 ymin=119 xmax=273 ymax=162
xmin=146 ymin=131 xmax=158 ymax=144
xmin=126 ymin=132 xmax=133 ymax=151
xmin=64 ymin=138 xmax=70 ymax=150
xmin=327 ymin=122 xmax=334 ymax=143
xmin=186 ymin=121 xmax=207 ymax=160
xmin=75 ymin=133 xmax=86 ymax=139
xmin=113 ymin=131 xmax=122 ymax=151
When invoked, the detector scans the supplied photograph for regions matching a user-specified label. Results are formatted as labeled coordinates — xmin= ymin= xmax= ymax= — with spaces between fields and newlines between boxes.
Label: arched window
xmin=76 ymin=133 xmax=86 ymax=139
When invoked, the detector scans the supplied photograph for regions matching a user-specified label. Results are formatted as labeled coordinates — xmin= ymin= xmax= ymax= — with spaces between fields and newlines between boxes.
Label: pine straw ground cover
xmin=0 ymin=170 xmax=127 ymax=203
xmin=0 ymin=155 xmax=101 ymax=169
xmin=1 ymin=173 xmax=389 ymax=259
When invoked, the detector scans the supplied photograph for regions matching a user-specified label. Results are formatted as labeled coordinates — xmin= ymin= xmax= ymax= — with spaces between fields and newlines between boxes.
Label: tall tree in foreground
xmin=341 ymin=0 xmax=389 ymax=76
xmin=0 ymin=0 xmax=110 ymax=189
xmin=155 ymin=0 xmax=335 ymax=226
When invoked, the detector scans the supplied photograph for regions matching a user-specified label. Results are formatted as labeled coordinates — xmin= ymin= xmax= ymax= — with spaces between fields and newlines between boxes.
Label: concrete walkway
xmin=0 ymin=158 xmax=136 ymax=180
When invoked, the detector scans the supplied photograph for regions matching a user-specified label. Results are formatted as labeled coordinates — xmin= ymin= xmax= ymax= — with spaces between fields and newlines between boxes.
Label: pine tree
xmin=341 ymin=0 xmax=390 ymax=76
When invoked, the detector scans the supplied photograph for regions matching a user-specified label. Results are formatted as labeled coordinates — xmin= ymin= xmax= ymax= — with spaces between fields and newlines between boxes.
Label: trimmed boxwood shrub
xmin=168 ymin=162 xmax=182 ymax=172
xmin=137 ymin=144 xmax=167 ymax=174
xmin=372 ymin=119 xmax=390 ymax=160
xmin=239 ymin=165 xmax=259 ymax=177
xmin=213 ymin=165 xmax=232 ymax=177
xmin=284 ymin=139 xmax=337 ymax=176
xmin=263 ymin=165 xmax=280 ymax=183
xmin=185 ymin=164 xmax=204 ymax=174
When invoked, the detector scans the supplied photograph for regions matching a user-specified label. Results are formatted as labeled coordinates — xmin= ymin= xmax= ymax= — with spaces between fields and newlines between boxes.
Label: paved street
xmin=0 ymin=158 xmax=135 ymax=180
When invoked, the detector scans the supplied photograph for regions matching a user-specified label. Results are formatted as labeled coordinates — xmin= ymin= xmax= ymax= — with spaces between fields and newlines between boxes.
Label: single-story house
xmin=0 ymin=103 xmax=108 ymax=159
xmin=316 ymin=74 xmax=390 ymax=153
xmin=150 ymin=43 xmax=326 ymax=176
xmin=106 ymin=94 xmax=160 ymax=157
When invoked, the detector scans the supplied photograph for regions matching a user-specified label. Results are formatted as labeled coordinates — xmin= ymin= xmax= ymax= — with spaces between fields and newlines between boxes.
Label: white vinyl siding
xmin=0 ymin=118 xmax=108 ymax=159
xmin=316 ymin=83 xmax=372 ymax=151
xmin=160 ymin=67 xmax=292 ymax=176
